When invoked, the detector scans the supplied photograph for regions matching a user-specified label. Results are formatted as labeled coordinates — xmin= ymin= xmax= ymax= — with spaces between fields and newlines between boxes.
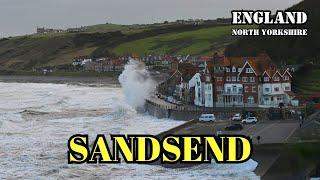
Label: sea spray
xmin=119 ymin=59 xmax=156 ymax=111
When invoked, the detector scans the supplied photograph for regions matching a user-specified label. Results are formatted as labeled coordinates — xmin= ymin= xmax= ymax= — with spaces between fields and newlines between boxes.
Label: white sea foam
xmin=119 ymin=59 xmax=156 ymax=110
xmin=0 ymin=82 xmax=259 ymax=179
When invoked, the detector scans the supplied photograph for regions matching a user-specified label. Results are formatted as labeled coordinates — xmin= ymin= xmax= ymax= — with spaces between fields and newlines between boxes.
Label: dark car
xmin=225 ymin=124 xmax=243 ymax=131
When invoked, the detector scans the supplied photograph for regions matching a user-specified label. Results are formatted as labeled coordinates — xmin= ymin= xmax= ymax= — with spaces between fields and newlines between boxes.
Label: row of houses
xmin=72 ymin=57 xmax=128 ymax=72
xmin=36 ymin=27 xmax=86 ymax=34
xmin=71 ymin=54 xmax=193 ymax=72
xmin=160 ymin=53 xmax=298 ymax=108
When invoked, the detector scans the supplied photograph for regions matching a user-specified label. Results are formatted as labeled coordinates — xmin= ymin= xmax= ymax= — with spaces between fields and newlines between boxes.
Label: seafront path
xmin=156 ymin=110 xmax=320 ymax=145
xmin=154 ymin=111 xmax=320 ymax=176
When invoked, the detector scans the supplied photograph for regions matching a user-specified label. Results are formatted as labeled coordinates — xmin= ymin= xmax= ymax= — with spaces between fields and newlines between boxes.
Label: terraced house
xmin=183 ymin=53 xmax=295 ymax=108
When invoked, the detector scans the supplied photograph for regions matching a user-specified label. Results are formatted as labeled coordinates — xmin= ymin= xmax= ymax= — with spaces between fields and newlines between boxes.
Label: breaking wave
xmin=118 ymin=59 xmax=156 ymax=110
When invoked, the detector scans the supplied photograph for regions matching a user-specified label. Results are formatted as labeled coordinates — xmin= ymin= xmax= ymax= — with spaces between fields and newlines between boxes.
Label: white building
xmin=189 ymin=66 xmax=214 ymax=107
xmin=223 ymin=83 xmax=243 ymax=106
xmin=190 ymin=73 xmax=203 ymax=106
xmin=204 ymin=68 xmax=214 ymax=107
xmin=260 ymin=69 xmax=293 ymax=107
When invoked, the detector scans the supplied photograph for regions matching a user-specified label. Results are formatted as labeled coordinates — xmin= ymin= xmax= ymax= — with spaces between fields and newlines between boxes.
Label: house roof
xmin=224 ymin=57 xmax=247 ymax=67
xmin=248 ymin=58 xmax=273 ymax=75
xmin=214 ymin=53 xmax=274 ymax=76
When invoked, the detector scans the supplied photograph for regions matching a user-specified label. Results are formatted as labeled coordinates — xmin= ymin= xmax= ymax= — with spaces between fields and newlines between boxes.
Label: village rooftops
xmin=212 ymin=53 xmax=291 ymax=76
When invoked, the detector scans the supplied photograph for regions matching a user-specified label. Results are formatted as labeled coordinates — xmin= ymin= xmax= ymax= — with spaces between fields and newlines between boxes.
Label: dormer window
xmin=284 ymin=76 xmax=289 ymax=80
xmin=246 ymin=68 xmax=253 ymax=73
xmin=264 ymin=77 xmax=270 ymax=82
xmin=274 ymin=76 xmax=280 ymax=81
xmin=232 ymin=67 xmax=236 ymax=72
xmin=226 ymin=68 xmax=230 ymax=72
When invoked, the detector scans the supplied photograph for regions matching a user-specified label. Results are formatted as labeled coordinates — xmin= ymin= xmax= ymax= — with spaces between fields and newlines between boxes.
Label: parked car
xmin=166 ymin=96 xmax=174 ymax=103
xmin=176 ymin=101 xmax=183 ymax=106
xmin=199 ymin=114 xmax=216 ymax=122
xmin=225 ymin=124 xmax=243 ymax=131
xmin=231 ymin=113 xmax=242 ymax=121
xmin=242 ymin=117 xmax=258 ymax=124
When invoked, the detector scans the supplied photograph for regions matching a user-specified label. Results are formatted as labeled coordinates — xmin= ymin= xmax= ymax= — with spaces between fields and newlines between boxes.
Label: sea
xmin=0 ymin=58 xmax=260 ymax=180
xmin=0 ymin=82 xmax=259 ymax=179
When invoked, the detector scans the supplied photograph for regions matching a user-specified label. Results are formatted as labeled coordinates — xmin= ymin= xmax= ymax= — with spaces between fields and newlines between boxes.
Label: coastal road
xmin=158 ymin=119 xmax=300 ymax=145
xmin=222 ymin=120 xmax=300 ymax=144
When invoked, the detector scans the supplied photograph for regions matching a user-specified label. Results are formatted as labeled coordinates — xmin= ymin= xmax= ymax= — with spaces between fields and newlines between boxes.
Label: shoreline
xmin=0 ymin=75 xmax=120 ymax=86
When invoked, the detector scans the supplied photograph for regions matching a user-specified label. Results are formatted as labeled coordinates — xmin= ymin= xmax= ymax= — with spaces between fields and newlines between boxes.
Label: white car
xmin=232 ymin=113 xmax=242 ymax=121
xmin=242 ymin=117 xmax=258 ymax=124
xmin=199 ymin=114 xmax=216 ymax=122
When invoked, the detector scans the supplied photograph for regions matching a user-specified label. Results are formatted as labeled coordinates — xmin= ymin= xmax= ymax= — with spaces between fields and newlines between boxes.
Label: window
xmin=246 ymin=68 xmax=253 ymax=73
xmin=227 ymin=87 xmax=231 ymax=93
xmin=248 ymin=96 xmax=254 ymax=104
xmin=197 ymin=82 xmax=200 ymax=86
xmin=274 ymin=76 xmax=280 ymax=81
xmin=232 ymin=76 xmax=237 ymax=82
xmin=285 ymin=86 xmax=290 ymax=91
xmin=217 ymin=86 xmax=223 ymax=92
xmin=232 ymin=67 xmax=236 ymax=72
xmin=264 ymin=77 xmax=270 ymax=82
xmin=245 ymin=86 xmax=249 ymax=93
xmin=274 ymin=87 xmax=279 ymax=92
xmin=265 ymin=88 xmax=270 ymax=92
xmin=252 ymin=86 xmax=256 ymax=92
xmin=216 ymin=77 xmax=223 ymax=82
xmin=250 ymin=77 xmax=255 ymax=82
xmin=239 ymin=87 xmax=243 ymax=93
xmin=232 ymin=86 xmax=237 ymax=93
xmin=242 ymin=77 xmax=248 ymax=82
xmin=226 ymin=76 xmax=231 ymax=82
xmin=284 ymin=76 xmax=289 ymax=80
xmin=226 ymin=68 xmax=230 ymax=72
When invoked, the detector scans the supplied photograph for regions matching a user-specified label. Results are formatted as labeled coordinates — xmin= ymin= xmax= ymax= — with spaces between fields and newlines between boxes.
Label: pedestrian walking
xmin=257 ymin=136 xmax=261 ymax=144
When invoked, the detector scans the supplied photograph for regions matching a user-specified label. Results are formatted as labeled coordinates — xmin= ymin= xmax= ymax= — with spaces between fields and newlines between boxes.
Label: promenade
xmin=154 ymin=111 xmax=320 ymax=176
xmin=157 ymin=119 xmax=300 ymax=145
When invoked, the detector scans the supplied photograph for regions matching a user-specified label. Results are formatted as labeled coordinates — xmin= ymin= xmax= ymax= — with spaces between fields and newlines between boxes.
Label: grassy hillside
xmin=112 ymin=25 xmax=247 ymax=56
xmin=293 ymin=65 xmax=320 ymax=95
xmin=84 ymin=23 xmax=172 ymax=34
xmin=225 ymin=0 xmax=320 ymax=65
xmin=0 ymin=23 xmax=240 ymax=72
xmin=225 ymin=0 xmax=320 ymax=96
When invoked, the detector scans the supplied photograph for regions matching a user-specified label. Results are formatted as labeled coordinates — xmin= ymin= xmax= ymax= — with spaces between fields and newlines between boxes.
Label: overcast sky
xmin=0 ymin=0 xmax=301 ymax=37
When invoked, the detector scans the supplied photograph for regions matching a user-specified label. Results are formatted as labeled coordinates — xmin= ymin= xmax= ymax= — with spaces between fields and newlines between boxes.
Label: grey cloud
xmin=0 ymin=0 xmax=301 ymax=37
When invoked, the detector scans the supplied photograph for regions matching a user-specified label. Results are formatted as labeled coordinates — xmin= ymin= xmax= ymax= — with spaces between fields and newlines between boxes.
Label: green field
xmin=0 ymin=24 xmax=242 ymax=71
xmin=293 ymin=67 xmax=320 ymax=95
xmin=112 ymin=25 xmax=246 ymax=56
xmin=84 ymin=23 xmax=162 ymax=34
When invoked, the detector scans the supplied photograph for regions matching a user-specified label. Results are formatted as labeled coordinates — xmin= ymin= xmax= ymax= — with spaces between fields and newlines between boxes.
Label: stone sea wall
xmin=145 ymin=99 xmax=270 ymax=121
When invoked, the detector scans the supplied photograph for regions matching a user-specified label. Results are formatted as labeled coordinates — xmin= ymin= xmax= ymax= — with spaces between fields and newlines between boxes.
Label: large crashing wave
xmin=119 ymin=59 xmax=156 ymax=110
